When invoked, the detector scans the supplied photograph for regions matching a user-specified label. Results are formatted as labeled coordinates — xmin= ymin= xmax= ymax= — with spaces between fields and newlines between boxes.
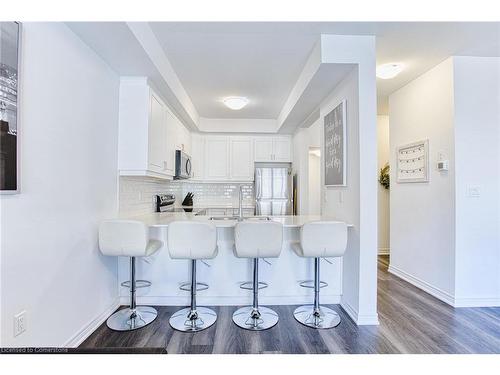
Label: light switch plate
xmin=467 ymin=185 xmax=481 ymax=198
xmin=14 ymin=310 xmax=26 ymax=337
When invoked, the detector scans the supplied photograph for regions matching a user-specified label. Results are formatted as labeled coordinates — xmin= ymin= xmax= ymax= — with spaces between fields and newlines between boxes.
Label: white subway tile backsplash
xmin=119 ymin=177 xmax=254 ymax=216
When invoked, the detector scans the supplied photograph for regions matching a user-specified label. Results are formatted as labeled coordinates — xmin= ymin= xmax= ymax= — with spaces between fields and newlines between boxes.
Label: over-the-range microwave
xmin=174 ymin=150 xmax=192 ymax=179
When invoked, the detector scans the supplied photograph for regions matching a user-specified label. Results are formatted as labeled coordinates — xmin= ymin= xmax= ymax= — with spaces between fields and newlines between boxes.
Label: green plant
xmin=379 ymin=163 xmax=390 ymax=189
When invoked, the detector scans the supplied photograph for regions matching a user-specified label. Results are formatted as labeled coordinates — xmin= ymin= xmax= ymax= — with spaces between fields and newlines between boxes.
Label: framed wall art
xmin=397 ymin=139 xmax=429 ymax=183
xmin=324 ymin=99 xmax=347 ymax=186
xmin=0 ymin=22 xmax=21 ymax=193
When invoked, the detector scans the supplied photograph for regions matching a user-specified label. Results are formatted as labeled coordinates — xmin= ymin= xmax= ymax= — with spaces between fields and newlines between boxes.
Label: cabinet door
xmin=254 ymin=137 xmax=274 ymax=162
xmin=163 ymin=109 xmax=175 ymax=175
xmin=230 ymin=137 xmax=253 ymax=181
xmin=273 ymin=137 xmax=292 ymax=162
xmin=191 ymin=134 xmax=205 ymax=180
xmin=148 ymin=93 xmax=168 ymax=173
xmin=205 ymin=137 xmax=229 ymax=180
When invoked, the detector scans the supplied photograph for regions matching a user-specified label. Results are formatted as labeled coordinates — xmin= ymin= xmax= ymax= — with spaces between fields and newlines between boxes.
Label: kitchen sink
xmin=208 ymin=216 xmax=272 ymax=221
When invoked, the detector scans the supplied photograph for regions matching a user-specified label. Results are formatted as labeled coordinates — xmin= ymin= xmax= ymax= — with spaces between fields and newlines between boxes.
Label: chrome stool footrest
xmin=299 ymin=280 xmax=328 ymax=289
xmin=179 ymin=282 xmax=209 ymax=292
xmin=120 ymin=279 xmax=152 ymax=289
xmin=239 ymin=281 xmax=268 ymax=290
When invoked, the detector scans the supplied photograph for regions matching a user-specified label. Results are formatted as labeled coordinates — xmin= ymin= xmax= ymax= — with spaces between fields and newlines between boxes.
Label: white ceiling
xmin=149 ymin=22 xmax=500 ymax=116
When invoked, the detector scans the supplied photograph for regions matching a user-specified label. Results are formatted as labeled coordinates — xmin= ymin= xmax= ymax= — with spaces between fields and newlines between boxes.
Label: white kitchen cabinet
xmin=273 ymin=136 xmax=292 ymax=162
xmin=229 ymin=137 xmax=254 ymax=181
xmin=118 ymin=78 xmax=173 ymax=179
xmin=172 ymin=114 xmax=191 ymax=154
xmin=205 ymin=136 xmax=230 ymax=180
xmin=148 ymin=92 xmax=168 ymax=173
xmin=254 ymin=138 xmax=274 ymax=162
xmin=190 ymin=134 xmax=205 ymax=180
xmin=254 ymin=136 xmax=292 ymax=162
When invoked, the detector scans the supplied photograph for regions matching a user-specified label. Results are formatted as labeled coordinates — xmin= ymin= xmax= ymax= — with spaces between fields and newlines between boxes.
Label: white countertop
xmin=121 ymin=212 xmax=353 ymax=228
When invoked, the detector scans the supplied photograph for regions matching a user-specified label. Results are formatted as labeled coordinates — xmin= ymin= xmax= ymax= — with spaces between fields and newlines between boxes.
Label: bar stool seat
xmin=167 ymin=221 xmax=218 ymax=332
xmin=99 ymin=220 xmax=162 ymax=331
xmin=233 ymin=221 xmax=283 ymax=330
xmin=292 ymin=221 xmax=347 ymax=329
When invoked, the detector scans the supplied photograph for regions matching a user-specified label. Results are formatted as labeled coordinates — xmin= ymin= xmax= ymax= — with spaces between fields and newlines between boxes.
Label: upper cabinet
xmin=229 ymin=137 xmax=254 ymax=181
xmin=118 ymin=79 xmax=292 ymax=181
xmin=205 ymin=136 xmax=230 ymax=180
xmin=148 ymin=92 xmax=169 ymax=174
xmin=254 ymin=138 xmax=274 ymax=162
xmin=118 ymin=78 xmax=188 ymax=179
xmin=190 ymin=134 xmax=205 ymax=181
xmin=254 ymin=136 xmax=292 ymax=162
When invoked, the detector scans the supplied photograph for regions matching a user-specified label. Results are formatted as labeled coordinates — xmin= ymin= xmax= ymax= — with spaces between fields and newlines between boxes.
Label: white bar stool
xmin=292 ymin=221 xmax=347 ymax=329
xmin=98 ymin=220 xmax=162 ymax=331
xmin=233 ymin=221 xmax=283 ymax=330
xmin=167 ymin=221 xmax=218 ymax=332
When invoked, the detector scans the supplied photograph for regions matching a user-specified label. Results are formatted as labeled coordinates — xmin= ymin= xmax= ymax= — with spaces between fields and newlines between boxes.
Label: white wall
xmin=292 ymin=119 xmax=321 ymax=215
xmin=389 ymin=58 xmax=456 ymax=301
xmin=309 ymin=35 xmax=379 ymax=325
xmin=0 ymin=23 xmax=120 ymax=347
xmin=389 ymin=56 xmax=500 ymax=307
xmin=453 ymin=57 xmax=500 ymax=306
xmin=320 ymin=68 xmax=363 ymax=319
xmin=308 ymin=151 xmax=321 ymax=215
xmin=377 ymin=115 xmax=390 ymax=254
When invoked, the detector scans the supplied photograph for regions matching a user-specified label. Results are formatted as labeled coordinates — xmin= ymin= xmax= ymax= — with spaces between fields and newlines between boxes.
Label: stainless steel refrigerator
xmin=254 ymin=163 xmax=293 ymax=216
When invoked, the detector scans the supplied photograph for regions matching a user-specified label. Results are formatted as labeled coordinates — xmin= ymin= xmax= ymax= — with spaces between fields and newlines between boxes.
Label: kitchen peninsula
xmin=116 ymin=211 xmax=353 ymax=316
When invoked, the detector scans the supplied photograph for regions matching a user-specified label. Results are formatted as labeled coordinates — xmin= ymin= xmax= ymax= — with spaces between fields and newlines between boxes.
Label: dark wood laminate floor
xmin=80 ymin=256 xmax=500 ymax=353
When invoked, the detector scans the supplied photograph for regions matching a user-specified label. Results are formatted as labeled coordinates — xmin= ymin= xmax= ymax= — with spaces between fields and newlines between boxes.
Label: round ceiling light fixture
xmin=376 ymin=63 xmax=404 ymax=79
xmin=223 ymin=96 xmax=249 ymax=110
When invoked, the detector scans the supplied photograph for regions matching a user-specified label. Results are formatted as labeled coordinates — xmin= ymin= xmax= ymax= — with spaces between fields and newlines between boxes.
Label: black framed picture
xmin=324 ymin=99 xmax=347 ymax=186
xmin=0 ymin=22 xmax=21 ymax=193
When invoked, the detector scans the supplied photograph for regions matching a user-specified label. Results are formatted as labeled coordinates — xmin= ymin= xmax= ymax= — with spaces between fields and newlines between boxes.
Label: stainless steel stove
xmin=155 ymin=194 xmax=197 ymax=213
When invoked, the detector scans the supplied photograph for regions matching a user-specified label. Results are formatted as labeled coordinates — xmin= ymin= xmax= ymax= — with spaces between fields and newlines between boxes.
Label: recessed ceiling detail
xmin=70 ymin=22 xmax=500 ymax=121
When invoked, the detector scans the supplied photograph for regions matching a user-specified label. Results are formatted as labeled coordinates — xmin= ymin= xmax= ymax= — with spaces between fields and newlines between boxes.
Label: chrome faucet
xmin=238 ymin=185 xmax=244 ymax=221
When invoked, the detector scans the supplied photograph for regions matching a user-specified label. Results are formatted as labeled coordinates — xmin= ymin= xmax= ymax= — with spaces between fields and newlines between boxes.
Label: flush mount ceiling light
xmin=223 ymin=96 xmax=249 ymax=110
xmin=376 ymin=63 xmax=404 ymax=79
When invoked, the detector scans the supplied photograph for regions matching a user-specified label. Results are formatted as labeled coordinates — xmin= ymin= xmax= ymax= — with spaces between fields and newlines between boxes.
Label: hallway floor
xmin=79 ymin=256 xmax=500 ymax=353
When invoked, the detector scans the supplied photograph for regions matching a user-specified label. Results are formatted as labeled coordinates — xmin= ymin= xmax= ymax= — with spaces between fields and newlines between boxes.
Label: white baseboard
xmin=123 ymin=294 xmax=341 ymax=306
xmin=378 ymin=248 xmax=390 ymax=255
xmin=454 ymin=297 xmax=500 ymax=307
xmin=63 ymin=298 xmax=120 ymax=348
xmin=340 ymin=300 xmax=379 ymax=326
xmin=388 ymin=264 xmax=455 ymax=306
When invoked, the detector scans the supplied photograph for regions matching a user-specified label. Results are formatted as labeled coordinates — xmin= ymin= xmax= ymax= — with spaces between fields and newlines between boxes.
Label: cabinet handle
xmin=163 ymin=161 xmax=168 ymax=170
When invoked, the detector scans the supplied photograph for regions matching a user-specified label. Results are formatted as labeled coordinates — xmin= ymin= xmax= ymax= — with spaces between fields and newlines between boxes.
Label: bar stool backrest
xmin=168 ymin=221 xmax=217 ymax=259
xmin=300 ymin=221 xmax=348 ymax=258
xmin=234 ymin=221 xmax=283 ymax=258
xmin=99 ymin=220 xmax=148 ymax=257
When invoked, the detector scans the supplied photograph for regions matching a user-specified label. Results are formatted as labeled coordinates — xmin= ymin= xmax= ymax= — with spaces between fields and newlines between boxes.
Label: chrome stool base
xmin=169 ymin=307 xmax=217 ymax=332
xmin=232 ymin=306 xmax=279 ymax=331
xmin=106 ymin=306 xmax=158 ymax=331
xmin=293 ymin=305 xmax=340 ymax=329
